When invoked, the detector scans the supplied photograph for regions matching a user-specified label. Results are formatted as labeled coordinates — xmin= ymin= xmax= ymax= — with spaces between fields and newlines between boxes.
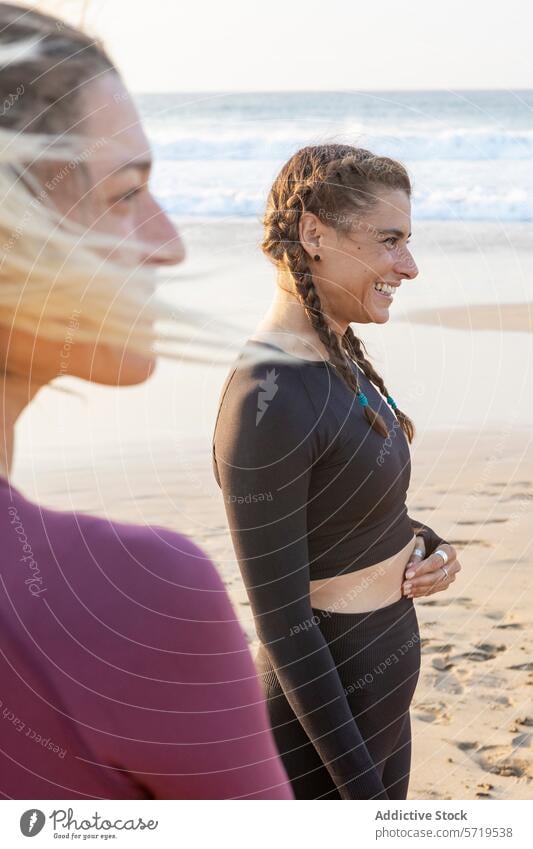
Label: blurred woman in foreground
xmin=0 ymin=3 xmax=292 ymax=800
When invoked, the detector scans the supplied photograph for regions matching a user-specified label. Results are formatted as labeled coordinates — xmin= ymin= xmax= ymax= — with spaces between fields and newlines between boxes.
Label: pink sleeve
xmin=99 ymin=527 xmax=294 ymax=800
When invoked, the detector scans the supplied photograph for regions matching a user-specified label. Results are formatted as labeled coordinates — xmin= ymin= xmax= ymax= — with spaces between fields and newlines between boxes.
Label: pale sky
xmin=21 ymin=0 xmax=533 ymax=92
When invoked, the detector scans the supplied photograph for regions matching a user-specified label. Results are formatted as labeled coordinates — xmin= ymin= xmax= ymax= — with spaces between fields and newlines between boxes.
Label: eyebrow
xmin=378 ymin=228 xmax=411 ymax=239
xmin=115 ymin=159 xmax=152 ymax=175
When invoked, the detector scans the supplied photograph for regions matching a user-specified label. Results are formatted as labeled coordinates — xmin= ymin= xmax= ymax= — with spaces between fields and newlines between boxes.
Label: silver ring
xmin=413 ymin=547 xmax=424 ymax=558
xmin=440 ymin=565 xmax=449 ymax=581
xmin=434 ymin=548 xmax=449 ymax=565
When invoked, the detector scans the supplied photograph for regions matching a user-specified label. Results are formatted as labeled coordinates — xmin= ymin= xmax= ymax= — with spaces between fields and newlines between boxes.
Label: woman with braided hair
xmin=212 ymin=144 xmax=462 ymax=799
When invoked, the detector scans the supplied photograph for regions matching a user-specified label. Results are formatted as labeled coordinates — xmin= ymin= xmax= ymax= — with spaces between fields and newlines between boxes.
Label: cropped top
xmin=212 ymin=339 xmax=447 ymax=800
xmin=213 ymin=340 xmax=444 ymax=577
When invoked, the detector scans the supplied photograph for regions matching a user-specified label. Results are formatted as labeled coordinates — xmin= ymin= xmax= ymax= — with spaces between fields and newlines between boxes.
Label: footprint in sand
xmin=516 ymin=716 xmax=533 ymax=727
xmin=451 ymin=597 xmax=474 ymax=607
xmin=476 ymin=642 xmax=507 ymax=656
xmin=431 ymin=656 xmax=454 ymax=671
xmin=423 ymin=788 xmax=453 ymax=800
xmin=432 ymin=669 xmax=464 ymax=695
xmin=495 ymin=622 xmax=524 ymax=630
xmin=455 ymin=742 xmax=533 ymax=780
xmin=477 ymin=747 xmax=533 ymax=780
xmin=457 ymin=741 xmax=478 ymax=751
xmin=488 ymin=481 xmax=531 ymax=488
xmin=456 ymin=651 xmax=495 ymax=662
xmin=457 ymin=518 xmax=509 ymax=525
xmin=448 ymin=539 xmax=493 ymax=547
xmin=413 ymin=700 xmax=451 ymax=724
xmin=454 ymin=643 xmax=506 ymax=663
xmin=493 ymin=694 xmax=514 ymax=707
xmin=420 ymin=596 xmax=475 ymax=609
xmin=508 ymin=662 xmax=533 ymax=672
xmin=484 ymin=610 xmax=506 ymax=621
xmin=475 ymin=781 xmax=494 ymax=798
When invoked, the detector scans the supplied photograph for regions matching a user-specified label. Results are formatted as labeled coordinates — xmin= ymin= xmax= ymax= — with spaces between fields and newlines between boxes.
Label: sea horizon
xmin=131 ymin=89 xmax=533 ymax=222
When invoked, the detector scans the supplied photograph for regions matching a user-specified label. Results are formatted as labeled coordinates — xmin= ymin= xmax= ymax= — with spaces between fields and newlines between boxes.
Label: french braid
xmin=261 ymin=144 xmax=415 ymax=443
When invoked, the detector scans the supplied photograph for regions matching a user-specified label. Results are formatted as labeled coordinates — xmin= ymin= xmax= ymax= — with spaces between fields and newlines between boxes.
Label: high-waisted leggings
xmin=255 ymin=594 xmax=421 ymax=800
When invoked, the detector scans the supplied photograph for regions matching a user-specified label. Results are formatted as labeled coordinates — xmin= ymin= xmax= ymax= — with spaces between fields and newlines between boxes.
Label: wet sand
xmin=406 ymin=302 xmax=533 ymax=334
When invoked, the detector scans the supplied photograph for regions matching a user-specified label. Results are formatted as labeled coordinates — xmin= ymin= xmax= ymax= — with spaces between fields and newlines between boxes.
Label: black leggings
xmin=255 ymin=594 xmax=421 ymax=799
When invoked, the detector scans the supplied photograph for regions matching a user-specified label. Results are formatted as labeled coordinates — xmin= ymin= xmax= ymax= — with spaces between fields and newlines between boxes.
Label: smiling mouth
xmin=374 ymin=282 xmax=398 ymax=299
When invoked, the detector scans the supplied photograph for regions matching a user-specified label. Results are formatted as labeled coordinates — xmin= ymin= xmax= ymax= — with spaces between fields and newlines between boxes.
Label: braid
xmin=298 ymin=267 xmax=389 ymax=439
xmin=261 ymin=144 xmax=414 ymax=443
xmin=283 ymin=200 xmax=389 ymax=440
xmin=343 ymin=326 xmax=415 ymax=443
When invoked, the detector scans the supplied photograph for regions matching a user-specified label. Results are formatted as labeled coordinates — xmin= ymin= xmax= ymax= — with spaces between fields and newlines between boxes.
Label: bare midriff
xmin=309 ymin=534 xmax=417 ymax=614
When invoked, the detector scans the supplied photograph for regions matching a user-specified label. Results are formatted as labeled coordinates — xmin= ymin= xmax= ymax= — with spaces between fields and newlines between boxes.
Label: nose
xmin=139 ymin=194 xmax=186 ymax=266
xmin=394 ymin=244 xmax=418 ymax=280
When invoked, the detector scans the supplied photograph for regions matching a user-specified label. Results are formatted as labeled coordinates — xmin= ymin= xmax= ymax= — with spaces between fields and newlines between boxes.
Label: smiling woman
xmin=259 ymin=145 xmax=419 ymax=440
xmin=213 ymin=143 xmax=460 ymax=800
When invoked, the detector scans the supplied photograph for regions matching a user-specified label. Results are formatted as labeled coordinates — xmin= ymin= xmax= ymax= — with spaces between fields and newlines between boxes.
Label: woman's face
xmin=301 ymin=189 xmax=418 ymax=331
xmin=25 ymin=72 xmax=185 ymax=387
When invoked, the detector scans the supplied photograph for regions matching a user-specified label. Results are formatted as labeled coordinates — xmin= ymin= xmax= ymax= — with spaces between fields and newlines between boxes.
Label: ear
xmin=299 ymin=211 xmax=324 ymax=263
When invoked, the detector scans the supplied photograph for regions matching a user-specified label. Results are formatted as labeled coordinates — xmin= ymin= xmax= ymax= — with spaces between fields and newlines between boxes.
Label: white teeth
xmin=374 ymin=282 xmax=395 ymax=295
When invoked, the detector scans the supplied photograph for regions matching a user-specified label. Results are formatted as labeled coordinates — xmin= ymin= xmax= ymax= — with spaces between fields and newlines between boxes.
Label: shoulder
xmin=79 ymin=516 xmax=227 ymax=601
xmin=4 ymin=484 xmax=227 ymax=612
xmin=215 ymin=345 xmax=319 ymax=433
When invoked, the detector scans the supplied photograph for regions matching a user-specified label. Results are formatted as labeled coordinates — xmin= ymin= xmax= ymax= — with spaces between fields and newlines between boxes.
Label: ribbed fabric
xmin=255 ymin=595 xmax=421 ymax=800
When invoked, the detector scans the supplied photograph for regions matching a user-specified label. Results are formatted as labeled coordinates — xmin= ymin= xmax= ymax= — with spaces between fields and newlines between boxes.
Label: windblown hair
xmin=261 ymin=143 xmax=415 ymax=442
xmin=0 ymin=3 xmax=223 ymax=374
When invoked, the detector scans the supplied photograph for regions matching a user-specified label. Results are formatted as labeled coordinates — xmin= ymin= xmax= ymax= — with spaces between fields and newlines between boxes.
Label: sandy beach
xmin=408 ymin=302 xmax=533 ymax=334
xmin=11 ymin=219 xmax=533 ymax=800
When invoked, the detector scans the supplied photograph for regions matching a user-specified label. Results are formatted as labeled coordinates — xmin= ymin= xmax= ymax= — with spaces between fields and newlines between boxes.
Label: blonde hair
xmin=0 ymin=3 xmax=229 ymax=373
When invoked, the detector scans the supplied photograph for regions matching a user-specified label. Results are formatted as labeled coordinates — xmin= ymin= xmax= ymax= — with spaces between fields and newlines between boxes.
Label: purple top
xmin=0 ymin=475 xmax=293 ymax=800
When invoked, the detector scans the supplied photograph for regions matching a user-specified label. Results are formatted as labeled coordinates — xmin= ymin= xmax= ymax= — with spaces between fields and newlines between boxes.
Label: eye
xmin=382 ymin=236 xmax=411 ymax=248
xmin=111 ymin=184 xmax=146 ymax=206
xmin=118 ymin=187 xmax=142 ymax=202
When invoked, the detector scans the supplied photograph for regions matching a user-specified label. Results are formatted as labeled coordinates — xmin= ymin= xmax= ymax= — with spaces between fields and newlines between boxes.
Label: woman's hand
xmin=402 ymin=540 xmax=461 ymax=599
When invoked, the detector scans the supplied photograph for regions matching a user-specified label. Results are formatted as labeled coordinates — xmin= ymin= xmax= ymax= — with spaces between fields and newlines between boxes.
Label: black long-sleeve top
xmin=212 ymin=339 xmax=446 ymax=799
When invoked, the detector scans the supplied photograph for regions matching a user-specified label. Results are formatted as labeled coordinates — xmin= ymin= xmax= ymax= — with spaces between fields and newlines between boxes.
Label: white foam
xmin=151 ymin=126 xmax=533 ymax=162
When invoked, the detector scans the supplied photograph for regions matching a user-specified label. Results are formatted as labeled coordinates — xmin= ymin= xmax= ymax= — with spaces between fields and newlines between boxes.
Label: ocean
xmin=135 ymin=90 xmax=533 ymax=221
